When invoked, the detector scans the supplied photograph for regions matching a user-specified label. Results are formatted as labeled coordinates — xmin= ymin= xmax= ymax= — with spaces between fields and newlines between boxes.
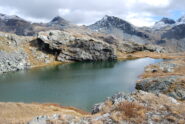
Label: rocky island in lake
xmin=0 ymin=1 xmax=185 ymax=123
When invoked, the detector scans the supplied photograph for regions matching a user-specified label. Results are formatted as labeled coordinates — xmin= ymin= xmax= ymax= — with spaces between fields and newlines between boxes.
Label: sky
xmin=0 ymin=0 xmax=185 ymax=27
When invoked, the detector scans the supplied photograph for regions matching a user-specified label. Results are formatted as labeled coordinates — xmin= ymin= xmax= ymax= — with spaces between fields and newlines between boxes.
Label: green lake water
xmin=0 ymin=58 xmax=162 ymax=111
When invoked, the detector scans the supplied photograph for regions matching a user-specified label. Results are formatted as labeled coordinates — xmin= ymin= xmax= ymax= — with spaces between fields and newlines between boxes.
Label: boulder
xmin=0 ymin=51 xmax=29 ymax=74
xmin=37 ymin=30 xmax=117 ymax=62
xmin=116 ymin=42 xmax=165 ymax=53
xmin=136 ymin=76 xmax=185 ymax=100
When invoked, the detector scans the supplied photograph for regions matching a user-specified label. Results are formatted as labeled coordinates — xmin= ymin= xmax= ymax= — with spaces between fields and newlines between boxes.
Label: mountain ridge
xmin=88 ymin=15 xmax=150 ymax=44
xmin=0 ymin=13 xmax=185 ymax=51
xmin=0 ymin=13 xmax=74 ymax=36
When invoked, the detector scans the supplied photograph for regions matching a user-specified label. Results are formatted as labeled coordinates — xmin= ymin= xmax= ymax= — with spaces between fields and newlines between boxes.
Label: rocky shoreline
xmin=136 ymin=55 xmax=185 ymax=100
xmin=26 ymin=54 xmax=185 ymax=123
xmin=0 ymin=30 xmax=165 ymax=74
xmin=0 ymin=30 xmax=185 ymax=123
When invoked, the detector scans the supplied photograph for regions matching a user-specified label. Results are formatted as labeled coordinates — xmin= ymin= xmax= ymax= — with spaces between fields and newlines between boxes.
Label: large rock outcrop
xmin=37 ymin=30 xmax=117 ymax=62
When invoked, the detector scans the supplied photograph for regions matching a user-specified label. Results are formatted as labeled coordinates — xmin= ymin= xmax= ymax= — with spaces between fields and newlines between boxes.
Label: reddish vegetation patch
xmin=110 ymin=101 xmax=147 ymax=123
xmin=116 ymin=102 xmax=147 ymax=118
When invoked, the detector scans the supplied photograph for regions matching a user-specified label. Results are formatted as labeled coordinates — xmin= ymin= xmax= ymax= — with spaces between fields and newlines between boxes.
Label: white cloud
xmin=58 ymin=9 xmax=71 ymax=16
xmin=0 ymin=6 xmax=49 ymax=23
xmin=0 ymin=0 xmax=184 ymax=27
xmin=138 ymin=0 xmax=171 ymax=7
xmin=0 ymin=6 xmax=18 ymax=15
xmin=125 ymin=12 xmax=156 ymax=27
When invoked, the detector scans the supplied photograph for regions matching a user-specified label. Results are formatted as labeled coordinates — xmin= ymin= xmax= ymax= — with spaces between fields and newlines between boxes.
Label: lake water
xmin=0 ymin=58 xmax=162 ymax=111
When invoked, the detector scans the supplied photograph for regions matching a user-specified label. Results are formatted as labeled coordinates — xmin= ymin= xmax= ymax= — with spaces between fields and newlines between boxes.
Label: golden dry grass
xmin=0 ymin=36 xmax=16 ymax=52
xmin=0 ymin=102 xmax=90 ymax=124
xmin=117 ymin=51 xmax=185 ymax=61
xmin=141 ymin=57 xmax=185 ymax=79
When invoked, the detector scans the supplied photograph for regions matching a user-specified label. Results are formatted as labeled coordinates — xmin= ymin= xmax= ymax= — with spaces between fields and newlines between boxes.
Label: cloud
xmin=138 ymin=0 xmax=171 ymax=7
xmin=124 ymin=12 xmax=156 ymax=27
xmin=0 ymin=0 xmax=184 ymax=27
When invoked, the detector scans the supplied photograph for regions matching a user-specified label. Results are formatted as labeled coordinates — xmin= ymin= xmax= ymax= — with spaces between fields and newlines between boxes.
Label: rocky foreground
xmin=1 ymin=90 xmax=185 ymax=124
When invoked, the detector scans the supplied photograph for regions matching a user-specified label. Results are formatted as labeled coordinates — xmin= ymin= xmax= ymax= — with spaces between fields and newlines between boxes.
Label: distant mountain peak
xmin=177 ymin=15 xmax=185 ymax=23
xmin=89 ymin=15 xmax=132 ymax=30
xmin=88 ymin=15 xmax=149 ymax=43
xmin=102 ymin=15 xmax=109 ymax=20
xmin=101 ymin=15 xmax=120 ymax=21
xmin=160 ymin=18 xmax=175 ymax=24
xmin=51 ymin=16 xmax=65 ymax=22
xmin=0 ymin=13 xmax=34 ymax=36
xmin=155 ymin=17 xmax=175 ymax=25
xmin=101 ymin=15 xmax=126 ymax=22
xmin=153 ymin=17 xmax=175 ymax=29
xmin=0 ymin=13 xmax=24 ymax=21
xmin=49 ymin=16 xmax=70 ymax=26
